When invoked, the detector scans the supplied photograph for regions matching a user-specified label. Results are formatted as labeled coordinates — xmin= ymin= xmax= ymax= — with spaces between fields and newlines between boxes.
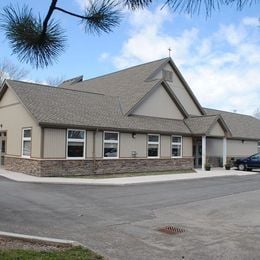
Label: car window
xmin=251 ymin=154 xmax=260 ymax=160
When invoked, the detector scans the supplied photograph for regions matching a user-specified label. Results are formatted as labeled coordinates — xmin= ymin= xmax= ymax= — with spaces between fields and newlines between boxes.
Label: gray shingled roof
xmin=5 ymin=80 xmax=190 ymax=134
xmin=184 ymin=115 xmax=219 ymax=135
xmin=205 ymin=108 xmax=260 ymax=140
xmin=62 ymin=58 xmax=169 ymax=114
xmin=3 ymin=58 xmax=259 ymax=140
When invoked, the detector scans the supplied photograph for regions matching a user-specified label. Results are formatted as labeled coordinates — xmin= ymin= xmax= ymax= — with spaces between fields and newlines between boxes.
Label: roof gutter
xmin=39 ymin=122 xmax=192 ymax=136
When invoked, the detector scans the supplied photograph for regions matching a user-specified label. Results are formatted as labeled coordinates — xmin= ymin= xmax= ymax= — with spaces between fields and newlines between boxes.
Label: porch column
xmin=223 ymin=137 xmax=227 ymax=167
xmin=202 ymin=135 xmax=206 ymax=170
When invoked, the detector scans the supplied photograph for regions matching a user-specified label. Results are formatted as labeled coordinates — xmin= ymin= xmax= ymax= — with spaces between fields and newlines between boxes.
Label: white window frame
xmin=103 ymin=131 xmax=119 ymax=159
xmin=171 ymin=135 xmax=182 ymax=158
xmin=22 ymin=128 xmax=32 ymax=158
xmin=66 ymin=129 xmax=86 ymax=159
xmin=147 ymin=134 xmax=160 ymax=158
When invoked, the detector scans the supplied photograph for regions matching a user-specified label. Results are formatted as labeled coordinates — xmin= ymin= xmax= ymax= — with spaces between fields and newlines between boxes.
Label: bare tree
xmin=254 ymin=107 xmax=260 ymax=119
xmin=0 ymin=59 xmax=28 ymax=84
xmin=45 ymin=75 xmax=65 ymax=86
xmin=0 ymin=0 xmax=258 ymax=68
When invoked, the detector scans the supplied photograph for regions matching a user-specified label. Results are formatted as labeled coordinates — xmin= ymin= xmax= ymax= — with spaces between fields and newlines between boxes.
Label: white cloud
xmin=110 ymin=11 xmax=260 ymax=115
xmin=113 ymin=7 xmax=199 ymax=69
xmin=99 ymin=52 xmax=110 ymax=61
xmin=242 ymin=17 xmax=259 ymax=27
xmin=216 ymin=24 xmax=246 ymax=46
xmin=75 ymin=0 xmax=90 ymax=9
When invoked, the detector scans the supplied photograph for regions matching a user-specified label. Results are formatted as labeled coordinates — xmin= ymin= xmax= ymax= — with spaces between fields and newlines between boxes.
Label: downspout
xmin=40 ymin=127 xmax=44 ymax=159
xmin=92 ymin=128 xmax=98 ymax=173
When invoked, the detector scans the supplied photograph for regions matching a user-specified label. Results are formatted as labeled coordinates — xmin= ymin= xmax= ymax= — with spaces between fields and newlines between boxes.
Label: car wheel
xmin=238 ymin=163 xmax=246 ymax=171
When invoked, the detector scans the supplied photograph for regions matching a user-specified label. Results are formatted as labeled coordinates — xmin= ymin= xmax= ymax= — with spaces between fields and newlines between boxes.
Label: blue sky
xmin=0 ymin=0 xmax=259 ymax=115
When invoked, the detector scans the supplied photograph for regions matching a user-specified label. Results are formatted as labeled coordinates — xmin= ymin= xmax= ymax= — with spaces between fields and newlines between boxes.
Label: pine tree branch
xmin=55 ymin=7 xmax=87 ymax=19
xmin=42 ymin=0 xmax=58 ymax=35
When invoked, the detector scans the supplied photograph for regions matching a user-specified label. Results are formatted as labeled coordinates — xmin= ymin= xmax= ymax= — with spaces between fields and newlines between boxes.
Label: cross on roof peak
xmin=168 ymin=47 xmax=172 ymax=57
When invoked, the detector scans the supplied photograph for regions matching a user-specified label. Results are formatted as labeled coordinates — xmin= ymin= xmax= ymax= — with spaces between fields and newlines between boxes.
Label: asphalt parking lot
xmin=0 ymin=174 xmax=260 ymax=260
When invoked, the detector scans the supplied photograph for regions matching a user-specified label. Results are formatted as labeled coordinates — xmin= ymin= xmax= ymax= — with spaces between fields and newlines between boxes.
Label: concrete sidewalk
xmin=0 ymin=168 xmax=258 ymax=185
xmin=0 ymin=231 xmax=82 ymax=247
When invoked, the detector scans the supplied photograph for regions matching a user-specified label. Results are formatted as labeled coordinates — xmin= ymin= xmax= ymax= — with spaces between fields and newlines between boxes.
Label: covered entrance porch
xmin=193 ymin=136 xmax=227 ymax=169
xmin=188 ymin=114 xmax=231 ymax=170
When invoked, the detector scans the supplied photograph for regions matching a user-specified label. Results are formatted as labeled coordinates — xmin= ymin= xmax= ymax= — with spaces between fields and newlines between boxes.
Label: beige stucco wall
xmin=132 ymin=85 xmax=184 ymax=120
xmin=201 ymin=138 xmax=258 ymax=157
xmin=183 ymin=137 xmax=193 ymax=157
xmin=86 ymin=131 xmax=93 ymax=158
xmin=208 ymin=122 xmax=225 ymax=137
xmin=86 ymin=131 xmax=103 ymax=159
xmin=119 ymin=133 xmax=147 ymax=158
xmin=45 ymin=130 xmax=186 ymax=160
xmin=43 ymin=129 xmax=103 ymax=159
xmin=152 ymin=63 xmax=202 ymax=116
xmin=0 ymin=87 xmax=19 ymax=106
xmin=0 ymin=88 xmax=41 ymax=158
xmin=44 ymin=128 xmax=66 ymax=158
xmin=120 ymin=133 xmax=192 ymax=159
xmin=95 ymin=131 xmax=103 ymax=158
xmin=207 ymin=138 xmax=223 ymax=156
xmin=161 ymin=135 xmax=170 ymax=158
xmin=227 ymin=139 xmax=258 ymax=157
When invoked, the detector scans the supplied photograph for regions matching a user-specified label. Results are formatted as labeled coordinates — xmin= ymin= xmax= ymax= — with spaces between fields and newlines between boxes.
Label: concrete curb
xmin=0 ymin=231 xmax=83 ymax=247
xmin=0 ymin=168 xmax=259 ymax=186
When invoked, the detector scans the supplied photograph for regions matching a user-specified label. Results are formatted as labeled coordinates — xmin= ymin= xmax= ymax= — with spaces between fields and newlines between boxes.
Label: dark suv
xmin=234 ymin=153 xmax=260 ymax=171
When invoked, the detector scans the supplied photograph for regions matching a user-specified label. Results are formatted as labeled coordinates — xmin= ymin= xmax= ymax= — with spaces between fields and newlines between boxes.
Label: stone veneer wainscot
xmin=4 ymin=156 xmax=194 ymax=177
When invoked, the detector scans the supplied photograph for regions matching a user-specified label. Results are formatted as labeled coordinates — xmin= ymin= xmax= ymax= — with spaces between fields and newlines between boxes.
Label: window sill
xmin=21 ymin=155 xmax=31 ymax=159
xmin=103 ymin=157 xmax=119 ymax=160
xmin=66 ymin=157 xmax=85 ymax=160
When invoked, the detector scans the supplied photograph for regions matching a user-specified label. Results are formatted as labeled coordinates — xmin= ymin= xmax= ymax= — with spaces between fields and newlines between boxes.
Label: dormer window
xmin=162 ymin=70 xmax=173 ymax=82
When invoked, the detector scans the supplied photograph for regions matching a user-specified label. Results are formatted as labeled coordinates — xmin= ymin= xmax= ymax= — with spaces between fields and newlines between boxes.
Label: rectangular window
xmin=22 ymin=128 xmax=31 ymax=157
xmin=67 ymin=129 xmax=86 ymax=159
xmin=2 ymin=140 xmax=5 ymax=153
xmin=258 ymin=141 xmax=260 ymax=152
xmin=147 ymin=134 xmax=160 ymax=158
xmin=172 ymin=135 xmax=182 ymax=158
xmin=103 ymin=131 xmax=119 ymax=158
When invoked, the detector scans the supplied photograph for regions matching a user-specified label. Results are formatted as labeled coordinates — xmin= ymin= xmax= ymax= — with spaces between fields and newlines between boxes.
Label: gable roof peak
xmin=78 ymin=57 xmax=170 ymax=84
xmin=61 ymin=57 xmax=171 ymax=115
xmin=58 ymin=75 xmax=83 ymax=88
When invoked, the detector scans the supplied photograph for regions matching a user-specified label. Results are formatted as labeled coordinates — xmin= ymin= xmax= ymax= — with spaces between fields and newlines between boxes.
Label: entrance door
xmin=193 ymin=138 xmax=202 ymax=168
xmin=0 ymin=132 xmax=6 ymax=167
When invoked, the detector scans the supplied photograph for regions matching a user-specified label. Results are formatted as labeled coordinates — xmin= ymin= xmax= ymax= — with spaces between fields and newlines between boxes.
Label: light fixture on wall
xmin=242 ymin=140 xmax=245 ymax=144
xmin=132 ymin=132 xmax=136 ymax=139
xmin=0 ymin=124 xmax=2 ymax=129
xmin=131 ymin=151 xmax=137 ymax=157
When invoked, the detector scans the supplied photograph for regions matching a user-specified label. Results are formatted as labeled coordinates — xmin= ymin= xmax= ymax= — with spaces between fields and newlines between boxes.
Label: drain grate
xmin=158 ymin=226 xmax=185 ymax=235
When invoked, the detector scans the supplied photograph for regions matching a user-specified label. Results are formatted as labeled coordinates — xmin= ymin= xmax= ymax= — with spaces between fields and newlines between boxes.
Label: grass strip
xmin=0 ymin=246 xmax=103 ymax=260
